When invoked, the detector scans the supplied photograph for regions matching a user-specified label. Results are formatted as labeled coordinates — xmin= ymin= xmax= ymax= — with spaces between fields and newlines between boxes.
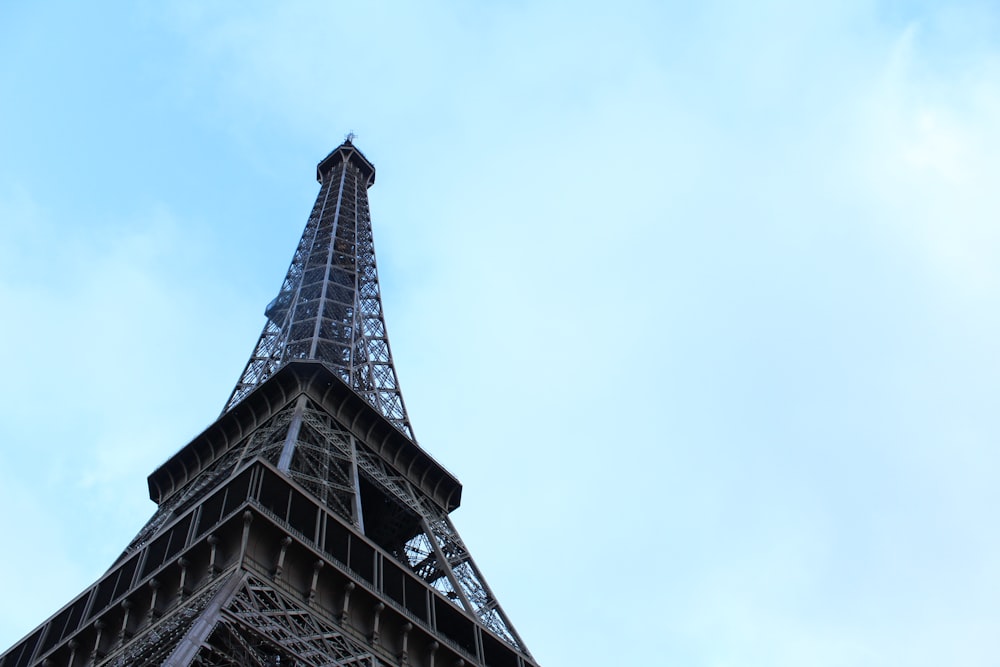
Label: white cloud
xmin=852 ymin=21 xmax=1000 ymax=294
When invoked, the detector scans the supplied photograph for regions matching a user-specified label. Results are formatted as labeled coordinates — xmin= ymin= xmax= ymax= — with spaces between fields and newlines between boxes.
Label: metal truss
xmin=116 ymin=443 xmax=246 ymax=563
xmin=194 ymin=575 xmax=379 ymax=666
xmin=106 ymin=572 xmax=379 ymax=667
xmin=149 ymin=396 xmax=527 ymax=654
xmin=106 ymin=573 xmax=236 ymax=666
xmin=296 ymin=404 xmax=529 ymax=653
xmin=98 ymin=397 xmax=528 ymax=663
xmin=236 ymin=399 xmax=360 ymax=525
xmin=223 ymin=140 xmax=414 ymax=440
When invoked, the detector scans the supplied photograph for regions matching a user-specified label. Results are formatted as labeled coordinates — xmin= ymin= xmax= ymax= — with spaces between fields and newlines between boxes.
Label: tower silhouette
xmin=1 ymin=140 xmax=538 ymax=667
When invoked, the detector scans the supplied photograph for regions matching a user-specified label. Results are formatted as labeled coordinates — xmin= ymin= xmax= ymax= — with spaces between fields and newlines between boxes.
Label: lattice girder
xmin=224 ymin=140 xmax=414 ymax=440
xmin=295 ymin=403 xmax=528 ymax=649
xmin=208 ymin=576 xmax=379 ymax=667
xmin=2 ymin=451 xmax=535 ymax=667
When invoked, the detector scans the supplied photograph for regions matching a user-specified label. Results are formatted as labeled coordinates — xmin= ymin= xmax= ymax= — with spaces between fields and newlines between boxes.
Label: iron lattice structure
xmin=225 ymin=141 xmax=413 ymax=439
xmin=1 ymin=140 xmax=538 ymax=667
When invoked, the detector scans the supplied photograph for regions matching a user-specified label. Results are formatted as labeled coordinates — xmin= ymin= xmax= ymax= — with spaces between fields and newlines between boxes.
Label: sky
xmin=2 ymin=1 xmax=1000 ymax=665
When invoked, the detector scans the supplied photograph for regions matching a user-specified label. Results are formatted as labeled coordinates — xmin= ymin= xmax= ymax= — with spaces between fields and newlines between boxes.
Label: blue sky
xmin=2 ymin=1 xmax=1000 ymax=665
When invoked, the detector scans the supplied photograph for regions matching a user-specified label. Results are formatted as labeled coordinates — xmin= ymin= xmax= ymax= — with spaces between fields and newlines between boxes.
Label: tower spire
xmin=224 ymin=140 xmax=414 ymax=439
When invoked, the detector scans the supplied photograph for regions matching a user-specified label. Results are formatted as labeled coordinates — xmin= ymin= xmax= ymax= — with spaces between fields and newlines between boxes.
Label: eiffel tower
xmin=1 ymin=139 xmax=538 ymax=667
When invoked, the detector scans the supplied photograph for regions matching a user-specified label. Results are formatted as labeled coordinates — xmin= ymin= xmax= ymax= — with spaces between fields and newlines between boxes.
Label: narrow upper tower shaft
xmin=224 ymin=139 xmax=414 ymax=439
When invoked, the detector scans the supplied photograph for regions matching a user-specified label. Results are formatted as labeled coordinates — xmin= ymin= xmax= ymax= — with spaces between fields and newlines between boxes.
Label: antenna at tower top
xmin=345 ymin=131 xmax=356 ymax=144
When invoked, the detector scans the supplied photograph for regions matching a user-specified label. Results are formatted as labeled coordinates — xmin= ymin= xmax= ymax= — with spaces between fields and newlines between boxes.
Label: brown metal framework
xmin=225 ymin=140 xmax=413 ymax=439
xmin=0 ymin=142 xmax=537 ymax=667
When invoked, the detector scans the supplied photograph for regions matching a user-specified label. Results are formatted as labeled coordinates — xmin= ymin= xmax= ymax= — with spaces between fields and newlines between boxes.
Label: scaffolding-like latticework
xmin=224 ymin=139 xmax=413 ymax=440
xmin=0 ymin=141 xmax=538 ymax=667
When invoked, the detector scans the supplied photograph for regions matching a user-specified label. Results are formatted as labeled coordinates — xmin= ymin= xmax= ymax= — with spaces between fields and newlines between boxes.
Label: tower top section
xmin=223 ymin=140 xmax=414 ymax=439
xmin=316 ymin=138 xmax=376 ymax=187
